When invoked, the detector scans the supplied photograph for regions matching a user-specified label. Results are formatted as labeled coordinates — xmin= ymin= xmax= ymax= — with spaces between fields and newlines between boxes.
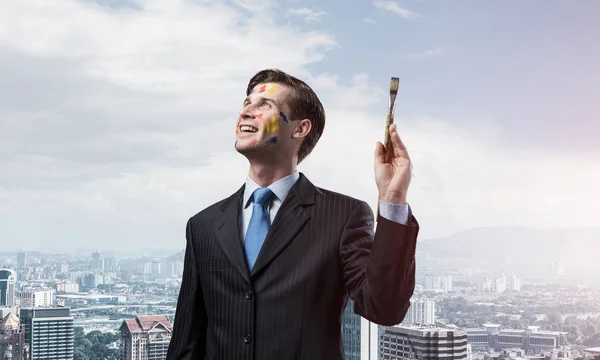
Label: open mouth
xmin=239 ymin=125 xmax=259 ymax=133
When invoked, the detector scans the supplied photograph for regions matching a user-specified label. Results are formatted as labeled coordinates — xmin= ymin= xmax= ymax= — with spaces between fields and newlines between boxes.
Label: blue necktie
xmin=244 ymin=188 xmax=273 ymax=271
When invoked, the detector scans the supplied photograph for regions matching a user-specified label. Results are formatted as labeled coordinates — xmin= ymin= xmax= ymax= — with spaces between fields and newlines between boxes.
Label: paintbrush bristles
xmin=389 ymin=77 xmax=399 ymax=95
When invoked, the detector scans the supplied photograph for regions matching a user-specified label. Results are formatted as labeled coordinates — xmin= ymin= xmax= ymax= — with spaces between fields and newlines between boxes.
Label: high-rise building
xmin=443 ymin=274 xmax=453 ymax=292
xmin=103 ymin=257 xmax=120 ymax=273
xmin=119 ymin=315 xmax=173 ymax=360
xmin=16 ymin=253 xmax=26 ymax=269
xmin=403 ymin=299 xmax=435 ymax=326
xmin=91 ymin=251 xmax=104 ymax=272
xmin=20 ymin=307 xmax=74 ymax=360
xmin=509 ymin=274 xmax=521 ymax=292
xmin=380 ymin=324 xmax=469 ymax=359
xmin=424 ymin=274 xmax=453 ymax=293
xmin=55 ymin=280 xmax=79 ymax=294
xmin=341 ymin=299 xmax=380 ymax=360
xmin=20 ymin=289 xmax=55 ymax=308
xmin=342 ymin=299 xmax=362 ymax=360
xmin=0 ymin=312 xmax=29 ymax=360
xmin=0 ymin=270 xmax=16 ymax=307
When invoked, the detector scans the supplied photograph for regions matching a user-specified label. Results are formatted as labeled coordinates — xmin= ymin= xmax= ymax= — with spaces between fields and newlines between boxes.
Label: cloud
xmin=372 ymin=1 xmax=421 ymax=19
xmin=363 ymin=18 xmax=376 ymax=24
xmin=0 ymin=0 xmax=598 ymax=253
xmin=405 ymin=48 xmax=442 ymax=59
xmin=286 ymin=7 xmax=326 ymax=22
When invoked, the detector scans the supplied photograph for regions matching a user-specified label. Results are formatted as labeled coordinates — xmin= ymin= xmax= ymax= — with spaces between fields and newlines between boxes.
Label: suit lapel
xmin=214 ymin=185 xmax=251 ymax=284
xmin=251 ymin=173 xmax=318 ymax=277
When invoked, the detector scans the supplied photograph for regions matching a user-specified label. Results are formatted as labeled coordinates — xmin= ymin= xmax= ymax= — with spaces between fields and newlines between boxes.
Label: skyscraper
xmin=0 ymin=269 xmax=16 ymax=307
xmin=341 ymin=299 xmax=380 ymax=360
xmin=20 ymin=307 xmax=74 ymax=360
xmin=16 ymin=252 xmax=26 ymax=269
xmin=342 ymin=299 xmax=361 ymax=360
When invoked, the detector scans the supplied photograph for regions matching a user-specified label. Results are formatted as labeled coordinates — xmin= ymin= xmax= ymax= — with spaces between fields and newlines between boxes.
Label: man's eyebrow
xmin=243 ymin=96 xmax=280 ymax=108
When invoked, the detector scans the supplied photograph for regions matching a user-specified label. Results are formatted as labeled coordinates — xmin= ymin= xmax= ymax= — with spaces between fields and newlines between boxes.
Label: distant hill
xmin=418 ymin=226 xmax=600 ymax=265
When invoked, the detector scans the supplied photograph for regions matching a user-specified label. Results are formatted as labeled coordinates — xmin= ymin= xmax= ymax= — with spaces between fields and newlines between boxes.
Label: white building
xmin=20 ymin=288 xmax=55 ymax=308
xmin=403 ymin=299 xmax=435 ymax=326
xmin=55 ymin=280 xmax=80 ymax=293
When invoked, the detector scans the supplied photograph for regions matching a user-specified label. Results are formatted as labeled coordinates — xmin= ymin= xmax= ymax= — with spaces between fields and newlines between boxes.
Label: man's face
xmin=235 ymin=82 xmax=295 ymax=155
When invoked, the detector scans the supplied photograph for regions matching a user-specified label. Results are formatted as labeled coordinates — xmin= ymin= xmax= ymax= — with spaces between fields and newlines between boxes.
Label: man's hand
xmin=374 ymin=124 xmax=412 ymax=205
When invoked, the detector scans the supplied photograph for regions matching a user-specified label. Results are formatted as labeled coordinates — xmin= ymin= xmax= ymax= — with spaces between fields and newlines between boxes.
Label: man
xmin=167 ymin=69 xmax=419 ymax=360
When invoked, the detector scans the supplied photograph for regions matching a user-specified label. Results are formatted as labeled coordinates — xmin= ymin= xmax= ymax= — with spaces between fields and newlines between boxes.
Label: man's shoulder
xmin=313 ymin=185 xmax=367 ymax=209
xmin=187 ymin=189 xmax=241 ymax=223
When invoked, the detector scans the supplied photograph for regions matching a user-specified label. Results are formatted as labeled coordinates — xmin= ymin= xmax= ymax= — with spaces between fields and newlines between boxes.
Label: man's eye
xmin=261 ymin=101 xmax=271 ymax=107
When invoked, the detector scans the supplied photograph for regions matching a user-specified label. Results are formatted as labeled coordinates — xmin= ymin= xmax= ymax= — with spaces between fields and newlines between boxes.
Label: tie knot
xmin=252 ymin=188 xmax=273 ymax=206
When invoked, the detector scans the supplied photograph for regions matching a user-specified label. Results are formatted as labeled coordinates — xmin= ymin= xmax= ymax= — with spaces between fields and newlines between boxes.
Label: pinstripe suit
xmin=167 ymin=173 xmax=419 ymax=360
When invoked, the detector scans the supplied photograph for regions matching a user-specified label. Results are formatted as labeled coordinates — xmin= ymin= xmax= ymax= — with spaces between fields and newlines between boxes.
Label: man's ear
xmin=292 ymin=119 xmax=312 ymax=139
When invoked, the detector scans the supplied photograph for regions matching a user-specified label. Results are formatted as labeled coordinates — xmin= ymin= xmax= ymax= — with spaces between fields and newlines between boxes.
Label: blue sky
xmin=0 ymin=0 xmax=598 ymax=253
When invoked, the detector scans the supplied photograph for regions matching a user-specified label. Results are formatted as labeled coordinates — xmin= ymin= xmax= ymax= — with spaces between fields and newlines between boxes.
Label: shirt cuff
xmin=378 ymin=200 xmax=411 ymax=225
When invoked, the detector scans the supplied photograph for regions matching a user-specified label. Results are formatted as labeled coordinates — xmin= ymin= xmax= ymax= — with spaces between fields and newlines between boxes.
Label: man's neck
xmin=247 ymin=162 xmax=297 ymax=188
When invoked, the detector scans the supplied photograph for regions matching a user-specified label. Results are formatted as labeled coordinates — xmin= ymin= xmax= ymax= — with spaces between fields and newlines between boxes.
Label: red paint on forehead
xmin=258 ymin=84 xmax=267 ymax=93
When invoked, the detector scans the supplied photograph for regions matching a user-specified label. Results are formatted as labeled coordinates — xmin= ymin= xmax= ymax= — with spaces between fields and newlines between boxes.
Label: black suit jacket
xmin=167 ymin=173 xmax=419 ymax=360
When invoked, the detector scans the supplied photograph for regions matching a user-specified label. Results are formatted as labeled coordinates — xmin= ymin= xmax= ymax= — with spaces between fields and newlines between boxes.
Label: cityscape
xmin=2 ymin=0 xmax=599 ymax=359
xmin=2 ymin=230 xmax=600 ymax=360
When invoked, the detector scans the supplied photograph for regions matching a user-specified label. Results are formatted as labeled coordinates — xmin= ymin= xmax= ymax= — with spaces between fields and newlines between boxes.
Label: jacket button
xmin=244 ymin=334 xmax=252 ymax=343
xmin=245 ymin=291 xmax=252 ymax=299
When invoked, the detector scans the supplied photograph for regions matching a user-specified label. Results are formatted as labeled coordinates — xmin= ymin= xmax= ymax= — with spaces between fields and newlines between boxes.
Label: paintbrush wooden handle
xmin=377 ymin=77 xmax=399 ymax=220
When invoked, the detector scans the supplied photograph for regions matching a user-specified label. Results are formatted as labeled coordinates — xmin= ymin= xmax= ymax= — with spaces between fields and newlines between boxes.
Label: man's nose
xmin=239 ymin=104 xmax=255 ymax=119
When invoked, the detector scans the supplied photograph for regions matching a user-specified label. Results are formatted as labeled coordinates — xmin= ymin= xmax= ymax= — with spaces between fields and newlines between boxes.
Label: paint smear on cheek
xmin=267 ymin=86 xmax=276 ymax=95
xmin=265 ymin=115 xmax=280 ymax=134
xmin=279 ymin=112 xmax=288 ymax=123
xmin=256 ymin=113 xmax=263 ymax=119
xmin=266 ymin=136 xmax=277 ymax=144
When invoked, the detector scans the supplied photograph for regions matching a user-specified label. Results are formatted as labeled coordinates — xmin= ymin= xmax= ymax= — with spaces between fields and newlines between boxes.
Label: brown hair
xmin=246 ymin=69 xmax=325 ymax=164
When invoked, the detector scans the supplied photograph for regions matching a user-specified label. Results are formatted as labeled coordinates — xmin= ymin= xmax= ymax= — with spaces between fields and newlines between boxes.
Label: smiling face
xmin=235 ymin=82 xmax=301 ymax=161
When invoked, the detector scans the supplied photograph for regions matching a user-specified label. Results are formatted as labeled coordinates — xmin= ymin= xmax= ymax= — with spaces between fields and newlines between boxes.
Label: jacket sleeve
xmin=167 ymin=218 xmax=207 ymax=360
xmin=339 ymin=200 xmax=419 ymax=326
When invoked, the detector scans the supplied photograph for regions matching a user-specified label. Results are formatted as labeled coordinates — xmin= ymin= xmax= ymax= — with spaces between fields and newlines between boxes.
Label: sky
xmin=0 ymin=0 xmax=599 ymax=253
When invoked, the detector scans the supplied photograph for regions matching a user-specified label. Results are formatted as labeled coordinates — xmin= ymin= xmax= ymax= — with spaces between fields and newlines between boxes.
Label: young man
xmin=167 ymin=69 xmax=419 ymax=360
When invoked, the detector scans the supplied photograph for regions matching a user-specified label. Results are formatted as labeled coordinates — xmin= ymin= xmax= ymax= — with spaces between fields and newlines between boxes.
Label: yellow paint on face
xmin=265 ymin=115 xmax=279 ymax=134
xmin=267 ymin=86 xmax=276 ymax=95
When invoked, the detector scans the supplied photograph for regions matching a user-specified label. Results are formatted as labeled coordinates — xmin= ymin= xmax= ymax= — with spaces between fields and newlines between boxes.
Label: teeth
xmin=240 ymin=125 xmax=258 ymax=133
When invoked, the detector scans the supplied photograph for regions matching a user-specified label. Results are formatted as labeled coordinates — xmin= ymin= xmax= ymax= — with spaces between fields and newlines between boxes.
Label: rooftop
xmin=122 ymin=315 xmax=173 ymax=334
xmin=0 ymin=312 xmax=19 ymax=330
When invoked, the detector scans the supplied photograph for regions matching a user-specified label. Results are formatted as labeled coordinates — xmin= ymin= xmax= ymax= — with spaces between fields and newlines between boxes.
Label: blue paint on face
xmin=279 ymin=111 xmax=288 ymax=123
xmin=267 ymin=136 xmax=277 ymax=144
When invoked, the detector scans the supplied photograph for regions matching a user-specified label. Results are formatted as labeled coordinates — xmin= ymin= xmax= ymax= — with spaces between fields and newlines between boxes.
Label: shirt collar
xmin=243 ymin=171 xmax=300 ymax=208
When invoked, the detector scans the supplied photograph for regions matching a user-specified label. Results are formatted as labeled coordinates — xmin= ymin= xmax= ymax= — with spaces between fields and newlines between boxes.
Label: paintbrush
xmin=377 ymin=77 xmax=400 ymax=219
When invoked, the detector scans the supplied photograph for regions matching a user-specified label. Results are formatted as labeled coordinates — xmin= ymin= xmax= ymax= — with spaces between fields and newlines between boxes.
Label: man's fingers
xmin=374 ymin=141 xmax=385 ymax=165
xmin=390 ymin=124 xmax=410 ymax=159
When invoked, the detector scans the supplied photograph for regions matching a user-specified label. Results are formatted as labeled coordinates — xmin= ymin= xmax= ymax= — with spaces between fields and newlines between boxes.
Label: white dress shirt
xmin=239 ymin=171 xmax=411 ymax=242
